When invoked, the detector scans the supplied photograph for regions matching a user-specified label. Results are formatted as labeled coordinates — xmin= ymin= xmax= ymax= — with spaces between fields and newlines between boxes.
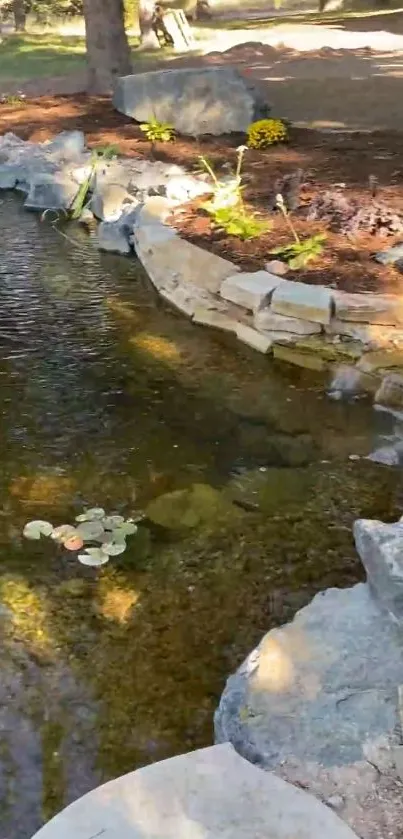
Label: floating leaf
xmin=102 ymin=530 xmax=126 ymax=545
xmin=77 ymin=548 xmax=109 ymax=567
xmin=23 ymin=520 xmax=53 ymax=540
xmin=52 ymin=524 xmax=78 ymax=543
xmin=64 ymin=535 xmax=84 ymax=551
xmin=115 ymin=521 xmax=138 ymax=537
xmin=76 ymin=521 xmax=104 ymax=541
xmin=75 ymin=508 xmax=105 ymax=522
xmin=102 ymin=515 xmax=125 ymax=530
xmin=101 ymin=540 xmax=126 ymax=556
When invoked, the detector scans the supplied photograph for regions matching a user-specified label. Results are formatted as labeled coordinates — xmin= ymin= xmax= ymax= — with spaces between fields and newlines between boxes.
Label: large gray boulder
xmin=113 ymin=67 xmax=270 ymax=136
xmin=215 ymin=583 xmax=403 ymax=839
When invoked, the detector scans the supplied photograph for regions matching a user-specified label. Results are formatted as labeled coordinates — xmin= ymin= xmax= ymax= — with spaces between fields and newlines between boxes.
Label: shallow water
xmin=1 ymin=192 xmax=403 ymax=837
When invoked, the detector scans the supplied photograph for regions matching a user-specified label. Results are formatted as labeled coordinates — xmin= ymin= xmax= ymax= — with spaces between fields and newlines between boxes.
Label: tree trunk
xmin=13 ymin=0 xmax=27 ymax=31
xmin=138 ymin=0 xmax=159 ymax=49
xmin=82 ymin=0 xmax=132 ymax=93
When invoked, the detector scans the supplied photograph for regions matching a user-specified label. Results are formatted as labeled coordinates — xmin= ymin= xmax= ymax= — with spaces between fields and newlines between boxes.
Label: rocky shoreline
xmin=214 ymin=516 xmax=403 ymax=839
xmin=2 ymin=128 xmax=403 ymax=412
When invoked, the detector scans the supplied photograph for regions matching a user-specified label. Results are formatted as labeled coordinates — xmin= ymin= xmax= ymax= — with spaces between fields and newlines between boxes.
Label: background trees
xmin=82 ymin=0 xmax=132 ymax=91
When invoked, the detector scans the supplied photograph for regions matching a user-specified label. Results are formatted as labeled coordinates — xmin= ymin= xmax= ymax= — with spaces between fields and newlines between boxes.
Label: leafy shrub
xmin=247 ymin=118 xmax=288 ymax=149
xmin=140 ymin=118 xmax=175 ymax=143
xmin=271 ymin=234 xmax=326 ymax=269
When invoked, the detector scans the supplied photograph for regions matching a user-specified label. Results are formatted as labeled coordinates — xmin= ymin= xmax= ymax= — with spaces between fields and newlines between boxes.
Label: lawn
xmin=0 ymin=32 xmax=147 ymax=86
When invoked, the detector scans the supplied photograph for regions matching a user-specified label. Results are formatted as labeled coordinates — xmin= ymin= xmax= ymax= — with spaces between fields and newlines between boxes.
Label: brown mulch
xmin=2 ymin=94 xmax=403 ymax=294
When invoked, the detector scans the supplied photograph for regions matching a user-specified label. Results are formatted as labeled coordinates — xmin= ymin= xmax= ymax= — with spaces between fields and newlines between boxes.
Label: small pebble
xmin=348 ymin=454 xmax=361 ymax=461
xmin=265 ymin=259 xmax=288 ymax=276
xmin=326 ymin=794 xmax=344 ymax=811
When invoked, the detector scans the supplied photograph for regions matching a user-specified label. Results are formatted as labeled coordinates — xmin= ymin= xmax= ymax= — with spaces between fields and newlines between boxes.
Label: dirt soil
xmin=2 ymin=94 xmax=403 ymax=294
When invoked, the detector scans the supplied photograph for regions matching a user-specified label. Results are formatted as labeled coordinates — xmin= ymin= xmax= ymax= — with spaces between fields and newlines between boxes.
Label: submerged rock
xmin=145 ymin=483 xmax=240 ymax=529
xmin=225 ymin=467 xmax=314 ymax=513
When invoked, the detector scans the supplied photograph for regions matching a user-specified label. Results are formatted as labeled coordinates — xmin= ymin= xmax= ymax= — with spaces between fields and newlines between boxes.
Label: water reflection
xmin=0 ymin=193 xmax=402 ymax=837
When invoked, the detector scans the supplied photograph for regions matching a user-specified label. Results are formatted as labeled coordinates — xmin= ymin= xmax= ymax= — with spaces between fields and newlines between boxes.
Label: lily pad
xmin=64 ymin=535 xmax=85 ymax=551
xmin=102 ymin=515 xmax=125 ymax=530
xmin=102 ymin=540 xmax=126 ymax=556
xmin=51 ymin=524 xmax=78 ymax=543
xmin=76 ymin=521 xmax=105 ymax=541
xmin=77 ymin=548 xmax=109 ymax=567
xmin=23 ymin=520 xmax=53 ymax=540
xmin=114 ymin=521 xmax=138 ymax=537
xmin=75 ymin=508 xmax=105 ymax=522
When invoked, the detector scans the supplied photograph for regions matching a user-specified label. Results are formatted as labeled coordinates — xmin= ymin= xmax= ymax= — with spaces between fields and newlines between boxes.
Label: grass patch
xmin=0 ymin=32 xmax=145 ymax=84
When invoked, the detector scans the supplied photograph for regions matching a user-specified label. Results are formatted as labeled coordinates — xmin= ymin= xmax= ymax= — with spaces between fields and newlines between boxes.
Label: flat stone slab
xmin=271 ymin=280 xmax=333 ymax=324
xmin=220 ymin=271 xmax=281 ymax=312
xmin=31 ymin=743 xmax=358 ymax=839
xmin=255 ymin=308 xmax=322 ymax=335
xmin=215 ymin=584 xmax=403 ymax=839
xmin=333 ymin=290 xmax=403 ymax=326
xmin=113 ymin=67 xmax=269 ymax=137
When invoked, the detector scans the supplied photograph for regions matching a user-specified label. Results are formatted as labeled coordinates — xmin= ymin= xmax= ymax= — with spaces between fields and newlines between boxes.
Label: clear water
xmin=0 ymin=192 xmax=402 ymax=837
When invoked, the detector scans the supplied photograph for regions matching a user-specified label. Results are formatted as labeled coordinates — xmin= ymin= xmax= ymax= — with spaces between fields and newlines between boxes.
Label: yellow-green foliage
xmin=247 ymin=118 xmax=288 ymax=149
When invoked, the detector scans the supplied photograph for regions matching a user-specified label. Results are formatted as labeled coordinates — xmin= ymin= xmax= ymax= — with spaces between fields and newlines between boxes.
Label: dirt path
xmin=2 ymin=16 xmax=403 ymax=131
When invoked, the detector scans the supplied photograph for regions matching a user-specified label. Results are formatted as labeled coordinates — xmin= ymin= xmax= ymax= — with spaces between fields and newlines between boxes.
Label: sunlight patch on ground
xmin=0 ymin=575 xmax=51 ymax=653
xmin=130 ymin=333 xmax=182 ymax=364
xmin=97 ymin=583 xmax=139 ymax=624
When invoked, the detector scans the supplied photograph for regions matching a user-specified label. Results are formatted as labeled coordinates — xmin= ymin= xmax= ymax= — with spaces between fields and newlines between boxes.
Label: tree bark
xmin=13 ymin=0 xmax=27 ymax=31
xmin=138 ymin=0 xmax=160 ymax=49
xmin=82 ymin=0 xmax=132 ymax=93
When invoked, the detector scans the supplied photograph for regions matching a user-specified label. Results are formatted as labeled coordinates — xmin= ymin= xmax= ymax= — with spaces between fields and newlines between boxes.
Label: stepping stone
xmin=30 ymin=743 xmax=358 ymax=839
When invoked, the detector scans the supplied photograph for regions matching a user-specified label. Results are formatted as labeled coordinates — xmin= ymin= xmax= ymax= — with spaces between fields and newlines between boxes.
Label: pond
xmin=1 ymin=192 xmax=403 ymax=837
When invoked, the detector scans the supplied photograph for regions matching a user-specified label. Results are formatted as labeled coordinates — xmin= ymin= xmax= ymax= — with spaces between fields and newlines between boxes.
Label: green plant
xmin=247 ymin=118 xmax=288 ymax=149
xmin=200 ymin=147 xmax=269 ymax=240
xmin=1 ymin=92 xmax=27 ymax=107
xmin=272 ymin=192 xmax=326 ymax=267
xmin=199 ymin=145 xmax=247 ymax=211
xmin=139 ymin=117 xmax=175 ymax=143
xmin=70 ymin=145 xmax=120 ymax=220
xmin=270 ymin=235 xmax=326 ymax=269
xmin=210 ymin=206 xmax=270 ymax=240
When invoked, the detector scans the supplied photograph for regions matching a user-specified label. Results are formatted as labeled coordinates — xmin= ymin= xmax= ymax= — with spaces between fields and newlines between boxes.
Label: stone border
xmin=133 ymin=195 xmax=403 ymax=411
xmin=2 ymin=128 xmax=403 ymax=411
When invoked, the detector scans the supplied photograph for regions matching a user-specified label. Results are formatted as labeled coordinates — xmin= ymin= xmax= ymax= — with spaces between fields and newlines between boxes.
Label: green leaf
xmin=75 ymin=508 xmax=105 ymax=522
xmin=76 ymin=521 xmax=105 ymax=541
xmin=102 ymin=539 xmax=127 ymax=556
xmin=102 ymin=515 xmax=125 ymax=530
xmin=78 ymin=548 xmax=109 ymax=567
xmin=51 ymin=524 xmax=79 ymax=543
xmin=23 ymin=520 xmax=53 ymax=540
